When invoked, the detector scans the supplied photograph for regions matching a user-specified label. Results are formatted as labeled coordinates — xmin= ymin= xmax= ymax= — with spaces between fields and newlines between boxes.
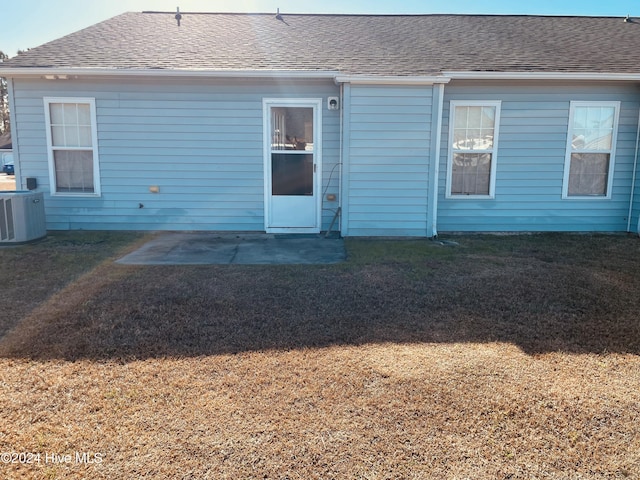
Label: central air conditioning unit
xmin=0 ymin=191 xmax=46 ymax=244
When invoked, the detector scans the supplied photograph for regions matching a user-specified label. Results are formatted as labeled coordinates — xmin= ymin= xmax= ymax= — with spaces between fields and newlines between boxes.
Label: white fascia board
xmin=443 ymin=71 xmax=640 ymax=81
xmin=334 ymin=75 xmax=451 ymax=85
xmin=0 ymin=67 xmax=342 ymax=79
xmin=0 ymin=67 xmax=454 ymax=85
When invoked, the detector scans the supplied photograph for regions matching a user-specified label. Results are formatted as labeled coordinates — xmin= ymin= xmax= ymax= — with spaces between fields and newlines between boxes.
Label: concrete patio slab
xmin=116 ymin=233 xmax=346 ymax=265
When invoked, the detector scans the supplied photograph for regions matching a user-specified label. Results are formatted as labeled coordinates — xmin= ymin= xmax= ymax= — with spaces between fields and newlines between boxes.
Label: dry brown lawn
xmin=0 ymin=231 xmax=639 ymax=479
xmin=0 ymin=175 xmax=16 ymax=191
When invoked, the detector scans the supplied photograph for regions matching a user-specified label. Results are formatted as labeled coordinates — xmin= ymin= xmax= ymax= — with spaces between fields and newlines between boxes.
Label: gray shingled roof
xmin=3 ymin=12 xmax=640 ymax=75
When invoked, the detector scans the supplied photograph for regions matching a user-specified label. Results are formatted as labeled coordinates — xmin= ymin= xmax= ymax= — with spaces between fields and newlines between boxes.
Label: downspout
xmin=6 ymin=78 xmax=21 ymax=189
xmin=338 ymin=82 xmax=343 ymax=234
xmin=339 ymin=82 xmax=351 ymax=236
xmin=627 ymin=108 xmax=640 ymax=234
xmin=427 ymin=83 xmax=445 ymax=238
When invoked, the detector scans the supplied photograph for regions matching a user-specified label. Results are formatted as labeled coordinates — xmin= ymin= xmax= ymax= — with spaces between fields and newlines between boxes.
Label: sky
xmin=1 ymin=0 xmax=638 ymax=57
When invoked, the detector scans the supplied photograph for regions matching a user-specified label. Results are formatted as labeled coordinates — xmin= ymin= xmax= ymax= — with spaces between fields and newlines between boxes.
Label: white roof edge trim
xmin=2 ymin=68 xmax=640 ymax=82
xmin=0 ymin=68 xmax=342 ymax=79
xmin=444 ymin=71 xmax=640 ymax=81
xmin=334 ymin=75 xmax=451 ymax=85
xmin=0 ymin=68 xmax=454 ymax=85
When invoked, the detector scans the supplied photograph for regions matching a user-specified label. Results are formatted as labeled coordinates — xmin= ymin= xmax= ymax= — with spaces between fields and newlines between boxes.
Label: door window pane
xmin=271 ymin=153 xmax=314 ymax=196
xmin=271 ymin=107 xmax=313 ymax=151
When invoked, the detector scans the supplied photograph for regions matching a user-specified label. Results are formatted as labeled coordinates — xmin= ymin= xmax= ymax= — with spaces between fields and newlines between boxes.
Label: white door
xmin=264 ymin=99 xmax=322 ymax=233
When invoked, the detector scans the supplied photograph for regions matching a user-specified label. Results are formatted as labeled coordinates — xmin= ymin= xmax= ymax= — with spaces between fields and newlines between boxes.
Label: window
xmin=563 ymin=101 xmax=619 ymax=199
xmin=447 ymin=101 xmax=501 ymax=198
xmin=44 ymin=98 xmax=100 ymax=195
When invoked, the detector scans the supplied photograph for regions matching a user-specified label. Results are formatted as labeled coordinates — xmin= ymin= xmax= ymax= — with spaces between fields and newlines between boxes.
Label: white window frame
xmin=446 ymin=100 xmax=501 ymax=199
xmin=562 ymin=101 xmax=619 ymax=200
xmin=43 ymin=97 xmax=101 ymax=197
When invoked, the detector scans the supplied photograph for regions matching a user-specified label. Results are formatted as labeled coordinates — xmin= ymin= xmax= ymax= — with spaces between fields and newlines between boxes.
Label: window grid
xmin=49 ymin=103 xmax=93 ymax=148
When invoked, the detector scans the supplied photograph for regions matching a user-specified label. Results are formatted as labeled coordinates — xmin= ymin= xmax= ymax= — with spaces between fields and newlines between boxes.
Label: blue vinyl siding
xmin=342 ymin=85 xmax=433 ymax=236
xmin=12 ymin=75 xmax=640 ymax=235
xmin=438 ymin=82 xmax=640 ymax=232
xmin=12 ymin=77 xmax=340 ymax=231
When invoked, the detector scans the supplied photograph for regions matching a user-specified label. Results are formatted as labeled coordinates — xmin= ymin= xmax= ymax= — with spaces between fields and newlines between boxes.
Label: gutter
xmin=335 ymin=75 xmax=451 ymax=86
xmin=0 ymin=67 xmax=455 ymax=87
xmin=0 ymin=67 xmax=458 ymax=90
xmin=427 ymin=83 xmax=445 ymax=238
xmin=3 ymin=67 xmax=639 ymax=83
xmin=443 ymin=71 xmax=640 ymax=82
xmin=0 ymin=67 xmax=342 ymax=80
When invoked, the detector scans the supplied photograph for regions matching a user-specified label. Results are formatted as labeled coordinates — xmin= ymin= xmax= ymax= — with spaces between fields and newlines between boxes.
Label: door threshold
xmin=273 ymin=233 xmax=323 ymax=239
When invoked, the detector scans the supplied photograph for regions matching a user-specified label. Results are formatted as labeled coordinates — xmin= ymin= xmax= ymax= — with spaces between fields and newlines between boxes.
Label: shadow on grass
xmin=1 ymin=234 xmax=639 ymax=360
xmin=0 ymin=231 xmax=148 ymax=340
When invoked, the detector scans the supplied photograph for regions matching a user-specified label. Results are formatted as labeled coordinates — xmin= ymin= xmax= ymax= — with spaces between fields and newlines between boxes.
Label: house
xmin=0 ymin=131 xmax=12 ymax=174
xmin=0 ymin=131 xmax=10 ymax=151
xmin=1 ymin=12 xmax=640 ymax=236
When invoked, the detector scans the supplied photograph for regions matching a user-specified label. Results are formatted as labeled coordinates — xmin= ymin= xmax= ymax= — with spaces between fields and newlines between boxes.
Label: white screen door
xmin=264 ymin=99 xmax=322 ymax=233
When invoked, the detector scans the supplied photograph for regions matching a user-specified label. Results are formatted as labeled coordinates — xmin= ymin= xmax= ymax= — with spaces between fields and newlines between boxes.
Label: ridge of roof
xmin=140 ymin=11 xmax=634 ymax=20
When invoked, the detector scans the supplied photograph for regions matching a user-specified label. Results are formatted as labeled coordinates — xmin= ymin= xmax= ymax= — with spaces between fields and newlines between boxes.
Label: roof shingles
xmin=4 ymin=12 xmax=640 ymax=75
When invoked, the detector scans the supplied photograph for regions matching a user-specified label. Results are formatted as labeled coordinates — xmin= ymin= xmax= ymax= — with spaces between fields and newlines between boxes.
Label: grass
xmin=0 ymin=231 xmax=639 ymax=479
